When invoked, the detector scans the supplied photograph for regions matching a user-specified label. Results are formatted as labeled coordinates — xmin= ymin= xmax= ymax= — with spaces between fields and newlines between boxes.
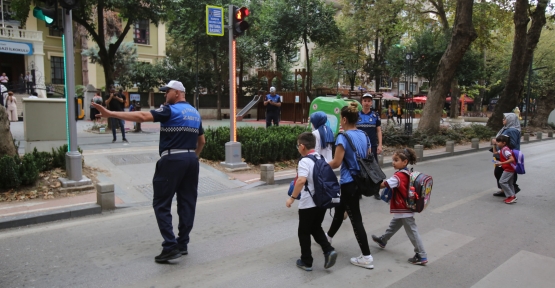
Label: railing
xmin=0 ymin=27 xmax=43 ymax=41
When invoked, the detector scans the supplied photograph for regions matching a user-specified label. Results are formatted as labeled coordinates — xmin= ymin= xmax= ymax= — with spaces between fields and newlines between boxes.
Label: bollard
xmin=523 ymin=134 xmax=530 ymax=143
xmin=414 ymin=145 xmax=424 ymax=161
xmin=471 ymin=138 xmax=479 ymax=150
xmin=260 ymin=164 xmax=275 ymax=184
xmin=548 ymin=131 xmax=553 ymax=138
xmin=96 ymin=182 xmax=115 ymax=211
xmin=446 ymin=141 xmax=455 ymax=154
xmin=536 ymin=132 xmax=543 ymax=140
xmin=378 ymin=154 xmax=384 ymax=167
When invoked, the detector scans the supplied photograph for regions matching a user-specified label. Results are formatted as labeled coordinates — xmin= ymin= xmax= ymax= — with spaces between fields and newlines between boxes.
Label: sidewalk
xmin=3 ymin=115 xmax=554 ymax=229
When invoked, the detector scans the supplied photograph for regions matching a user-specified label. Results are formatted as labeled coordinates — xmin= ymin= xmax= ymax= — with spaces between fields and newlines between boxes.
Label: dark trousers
xmin=26 ymin=82 xmax=33 ymax=94
xmin=266 ymin=111 xmax=279 ymax=127
xmin=152 ymin=152 xmax=199 ymax=251
xmin=111 ymin=118 xmax=126 ymax=140
xmin=327 ymin=181 xmax=371 ymax=255
xmin=494 ymin=166 xmax=519 ymax=191
xmin=397 ymin=115 xmax=402 ymax=124
xmin=298 ymin=207 xmax=334 ymax=266
xmin=371 ymin=146 xmax=378 ymax=162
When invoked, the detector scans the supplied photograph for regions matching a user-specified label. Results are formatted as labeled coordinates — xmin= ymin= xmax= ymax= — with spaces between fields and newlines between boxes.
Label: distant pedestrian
xmin=264 ymin=86 xmax=281 ymax=127
xmin=90 ymin=92 xmax=103 ymax=121
xmin=18 ymin=74 xmax=25 ymax=93
xmin=310 ymin=111 xmax=334 ymax=162
xmin=396 ymin=106 xmax=402 ymax=125
xmin=0 ymin=73 xmax=9 ymax=88
xmin=387 ymin=105 xmax=394 ymax=125
xmin=0 ymin=84 xmax=6 ymax=108
xmin=92 ymin=80 xmax=206 ymax=263
xmin=105 ymin=88 xmax=128 ymax=143
xmin=326 ymin=102 xmax=374 ymax=269
xmin=6 ymin=91 xmax=18 ymax=122
xmin=286 ymin=132 xmax=338 ymax=271
xmin=28 ymin=92 xmax=38 ymax=99
xmin=372 ymin=148 xmax=428 ymax=265
xmin=24 ymin=72 xmax=33 ymax=94
xmin=491 ymin=113 xmax=520 ymax=197
xmin=494 ymin=135 xmax=517 ymax=204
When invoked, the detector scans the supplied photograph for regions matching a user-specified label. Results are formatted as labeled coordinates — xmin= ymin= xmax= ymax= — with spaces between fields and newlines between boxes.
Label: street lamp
xmin=336 ymin=60 xmax=344 ymax=94
xmin=404 ymin=52 xmax=414 ymax=135
xmin=524 ymin=56 xmax=547 ymax=127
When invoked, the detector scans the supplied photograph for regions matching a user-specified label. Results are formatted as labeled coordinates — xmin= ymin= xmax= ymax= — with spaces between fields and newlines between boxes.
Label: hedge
xmin=382 ymin=124 xmax=495 ymax=148
xmin=0 ymin=145 xmax=83 ymax=190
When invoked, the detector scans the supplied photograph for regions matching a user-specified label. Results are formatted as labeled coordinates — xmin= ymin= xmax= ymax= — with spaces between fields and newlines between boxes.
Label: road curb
xmin=0 ymin=203 xmax=101 ymax=230
xmin=264 ymin=137 xmax=554 ymax=187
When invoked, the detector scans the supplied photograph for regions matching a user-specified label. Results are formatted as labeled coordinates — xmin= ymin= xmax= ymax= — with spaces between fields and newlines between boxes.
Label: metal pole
xmin=1 ymin=0 xmax=4 ymax=28
xmin=524 ymin=55 xmax=532 ymax=127
xmin=195 ymin=35 xmax=199 ymax=109
xmin=63 ymin=9 xmax=82 ymax=181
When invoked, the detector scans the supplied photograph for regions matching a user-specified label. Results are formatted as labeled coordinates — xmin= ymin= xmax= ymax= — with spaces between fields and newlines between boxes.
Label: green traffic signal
xmin=33 ymin=6 xmax=55 ymax=24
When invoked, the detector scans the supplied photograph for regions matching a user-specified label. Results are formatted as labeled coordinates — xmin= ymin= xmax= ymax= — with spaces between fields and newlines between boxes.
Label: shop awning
xmin=381 ymin=92 xmax=399 ymax=101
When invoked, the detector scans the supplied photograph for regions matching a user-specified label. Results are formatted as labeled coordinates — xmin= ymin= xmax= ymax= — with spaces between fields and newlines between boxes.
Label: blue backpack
xmin=303 ymin=154 xmax=341 ymax=209
xmin=511 ymin=149 xmax=525 ymax=174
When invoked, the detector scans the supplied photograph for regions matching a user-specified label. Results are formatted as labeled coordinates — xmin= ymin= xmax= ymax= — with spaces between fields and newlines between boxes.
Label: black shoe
xmin=178 ymin=246 xmax=188 ymax=255
xmin=112 ymin=139 xmax=116 ymax=143
xmin=408 ymin=253 xmax=428 ymax=265
xmin=122 ymin=139 xmax=128 ymax=143
xmin=372 ymin=235 xmax=386 ymax=248
xmin=324 ymin=250 xmax=337 ymax=269
xmin=374 ymin=194 xmax=381 ymax=200
xmin=493 ymin=191 xmax=505 ymax=197
xmin=154 ymin=248 xmax=182 ymax=263
xmin=296 ymin=259 xmax=312 ymax=271
xmin=515 ymin=185 xmax=521 ymax=194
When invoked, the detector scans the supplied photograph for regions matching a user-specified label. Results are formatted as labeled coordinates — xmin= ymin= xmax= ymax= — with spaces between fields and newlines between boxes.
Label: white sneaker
xmin=325 ymin=233 xmax=332 ymax=245
xmin=350 ymin=254 xmax=374 ymax=269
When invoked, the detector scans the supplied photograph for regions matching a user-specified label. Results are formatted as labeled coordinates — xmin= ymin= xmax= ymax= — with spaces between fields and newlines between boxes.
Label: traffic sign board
xmin=206 ymin=5 xmax=224 ymax=36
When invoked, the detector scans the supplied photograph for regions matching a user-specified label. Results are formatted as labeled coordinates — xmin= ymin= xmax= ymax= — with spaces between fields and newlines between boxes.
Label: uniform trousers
xmin=266 ymin=111 xmax=279 ymax=127
xmin=152 ymin=152 xmax=199 ymax=251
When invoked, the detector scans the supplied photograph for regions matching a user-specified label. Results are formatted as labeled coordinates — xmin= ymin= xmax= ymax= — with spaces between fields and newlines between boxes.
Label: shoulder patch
xmin=155 ymin=107 xmax=164 ymax=112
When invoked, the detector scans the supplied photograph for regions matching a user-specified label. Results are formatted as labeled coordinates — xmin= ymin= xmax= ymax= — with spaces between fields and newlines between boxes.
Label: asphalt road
xmin=1 ymin=141 xmax=554 ymax=288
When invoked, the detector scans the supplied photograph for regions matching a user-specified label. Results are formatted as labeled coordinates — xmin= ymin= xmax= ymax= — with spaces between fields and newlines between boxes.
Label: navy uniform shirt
xmin=356 ymin=110 xmax=381 ymax=147
xmin=150 ymin=101 xmax=204 ymax=155
xmin=265 ymin=94 xmax=281 ymax=113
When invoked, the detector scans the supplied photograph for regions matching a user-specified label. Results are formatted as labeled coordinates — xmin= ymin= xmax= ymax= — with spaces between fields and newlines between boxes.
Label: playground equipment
xmin=308 ymin=96 xmax=361 ymax=136
xmin=236 ymin=94 xmax=261 ymax=121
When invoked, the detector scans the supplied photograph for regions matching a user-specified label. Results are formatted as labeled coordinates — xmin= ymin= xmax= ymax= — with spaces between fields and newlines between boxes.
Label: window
xmin=48 ymin=10 xmax=63 ymax=37
xmin=51 ymin=56 xmax=65 ymax=84
xmin=133 ymin=20 xmax=149 ymax=44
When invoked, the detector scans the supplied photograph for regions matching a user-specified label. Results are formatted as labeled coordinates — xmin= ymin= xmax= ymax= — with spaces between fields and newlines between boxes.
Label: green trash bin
xmin=308 ymin=96 xmax=362 ymax=136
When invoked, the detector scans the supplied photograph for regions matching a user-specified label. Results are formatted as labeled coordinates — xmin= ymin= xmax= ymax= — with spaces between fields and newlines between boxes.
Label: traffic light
xmin=232 ymin=6 xmax=250 ymax=37
xmin=33 ymin=0 xmax=58 ymax=27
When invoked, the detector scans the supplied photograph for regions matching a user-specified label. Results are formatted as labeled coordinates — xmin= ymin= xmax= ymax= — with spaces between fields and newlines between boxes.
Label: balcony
xmin=0 ymin=27 xmax=43 ymax=42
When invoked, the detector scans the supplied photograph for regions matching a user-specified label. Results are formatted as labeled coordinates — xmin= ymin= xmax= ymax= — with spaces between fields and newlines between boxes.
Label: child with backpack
xmin=494 ymin=134 xmax=517 ymax=204
xmin=286 ymin=132 xmax=338 ymax=271
xmin=372 ymin=148 xmax=428 ymax=265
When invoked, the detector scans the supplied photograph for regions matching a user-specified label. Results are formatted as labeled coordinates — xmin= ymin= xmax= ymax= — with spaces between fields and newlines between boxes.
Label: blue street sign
xmin=206 ymin=5 xmax=224 ymax=36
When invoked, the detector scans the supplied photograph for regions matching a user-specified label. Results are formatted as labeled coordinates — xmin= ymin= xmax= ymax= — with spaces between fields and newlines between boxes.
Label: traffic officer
xmin=264 ymin=86 xmax=281 ymax=127
xmin=92 ymin=80 xmax=206 ymax=263
xmin=356 ymin=93 xmax=383 ymax=199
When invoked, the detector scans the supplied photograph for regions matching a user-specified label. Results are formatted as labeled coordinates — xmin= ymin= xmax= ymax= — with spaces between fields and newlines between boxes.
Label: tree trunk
xmin=0 ymin=107 xmax=16 ymax=157
xmin=374 ymin=33 xmax=380 ymax=91
xmin=486 ymin=0 xmax=548 ymax=131
xmin=418 ymin=0 xmax=477 ymax=134
xmin=449 ymin=79 xmax=460 ymax=118
xmin=529 ymin=90 xmax=555 ymax=128
xmin=304 ymin=37 xmax=311 ymax=98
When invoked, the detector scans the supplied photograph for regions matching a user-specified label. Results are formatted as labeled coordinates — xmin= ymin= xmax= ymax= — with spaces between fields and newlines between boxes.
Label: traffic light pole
xmin=221 ymin=4 xmax=247 ymax=170
xmin=59 ymin=8 xmax=90 ymax=187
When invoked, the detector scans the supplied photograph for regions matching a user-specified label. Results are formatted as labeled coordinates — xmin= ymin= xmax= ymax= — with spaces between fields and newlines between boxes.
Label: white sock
xmin=364 ymin=255 xmax=373 ymax=260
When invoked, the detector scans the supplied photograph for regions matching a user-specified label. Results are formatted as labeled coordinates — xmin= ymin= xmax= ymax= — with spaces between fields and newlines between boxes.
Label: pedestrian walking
xmin=0 ymin=84 xmax=6 ymax=108
xmin=92 ymin=80 xmax=206 ymax=263
xmin=396 ymin=106 xmax=403 ymax=125
xmin=264 ymin=86 xmax=281 ymax=127
xmin=90 ymin=92 xmax=103 ymax=122
xmin=286 ymin=132 xmax=338 ymax=271
xmin=0 ymin=73 xmax=9 ymax=89
xmin=491 ymin=113 xmax=520 ymax=196
xmin=494 ymin=135 xmax=517 ymax=204
xmin=387 ymin=105 xmax=394 ymax=125
xmin=18 ymin=74 xmax=25 ymax=93
xmin=326 ymin=102 xmax=375 ymax=269
xmin=310 ymin=111 xmax=334 ymax=162
xmin=105 ymin=88 xmax=128 ymax=143
xmin=372 ymin=148 xmax=428 ymax=265
xmin=356 ymin=93 xmax=382 ymax=200
xmin=6 ymin=91 xmax=18 ymax=122
xmin=24 ymin=72 xmax=33 ymax=94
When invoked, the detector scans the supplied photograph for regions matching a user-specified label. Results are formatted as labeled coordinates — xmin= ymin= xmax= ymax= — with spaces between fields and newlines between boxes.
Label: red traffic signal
xmin=232 ymin=6 xmax=250 ymax=37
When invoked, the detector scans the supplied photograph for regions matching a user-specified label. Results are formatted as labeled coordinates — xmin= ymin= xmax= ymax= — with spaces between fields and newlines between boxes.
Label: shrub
xmin=32 ymin=148 xmax=53 ymax=172
xmin=382 ymin=123 xmax=495 ymax=148
xmin=0 ymin=155 xmax=21 ymax=189
xmin=19 ymin=154 xmax=39 ymax=186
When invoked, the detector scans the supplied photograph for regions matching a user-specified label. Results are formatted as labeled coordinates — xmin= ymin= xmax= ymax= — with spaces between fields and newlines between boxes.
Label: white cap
xmin=159 ymin=80 xmax=186 ymax=92
xmin=362 ymin=93 xmax=373 ymax=98
xmin=270 ymin=86 xmax=276 ymax=93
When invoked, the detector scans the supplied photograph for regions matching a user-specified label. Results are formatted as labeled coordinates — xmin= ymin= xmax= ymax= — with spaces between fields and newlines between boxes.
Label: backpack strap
xmin=301 ymin=154 xmax=317 ymax=198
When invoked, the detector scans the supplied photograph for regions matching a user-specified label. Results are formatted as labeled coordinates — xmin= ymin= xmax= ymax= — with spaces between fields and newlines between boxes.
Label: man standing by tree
xmin=264 ymin=86 xmax=281 ymax=127
xmin=92 ymin=80 xmax=205 ymax=263
xmin=105 ymin=88 xmax=128 ymax=143
xmin=356 ymin=93 xmax=383 ymax=200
